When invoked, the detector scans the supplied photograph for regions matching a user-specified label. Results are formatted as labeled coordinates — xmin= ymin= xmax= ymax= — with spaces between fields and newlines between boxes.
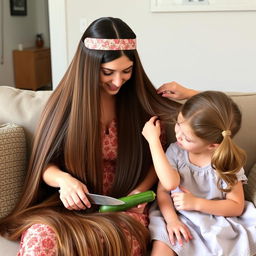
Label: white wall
xmin=0 ymin=0 xmax=50 ymax=86
xmin=48 ymin=0 xmax=68 ymax=88
xmin=49 ymin=0 xmax=256 ymax=92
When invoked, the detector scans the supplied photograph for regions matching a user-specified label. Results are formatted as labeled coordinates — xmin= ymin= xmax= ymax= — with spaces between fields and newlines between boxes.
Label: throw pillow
xmin=0 ymin=123 xmax=27 ymax=219
xmin=244 ymin=163 xmax=256 ymax=206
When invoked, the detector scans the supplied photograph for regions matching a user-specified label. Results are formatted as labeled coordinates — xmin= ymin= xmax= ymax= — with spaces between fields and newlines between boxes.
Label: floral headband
xmin=84 ymin=38 xmax=136 ymax=50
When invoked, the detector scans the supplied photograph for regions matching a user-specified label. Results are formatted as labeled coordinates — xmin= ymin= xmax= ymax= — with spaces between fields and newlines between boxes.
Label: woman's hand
xmin=157 ymin=81 xmax=198 ymax=100
xmin=142 ymin=116 xmax=161 ymax=144
xmin=126 ymin=189 xmax=147 ymax=214
xmin=58 ymin=173 xmax=91 ymax=210
xmin=166 ymin=218 xmax=193 ymax=246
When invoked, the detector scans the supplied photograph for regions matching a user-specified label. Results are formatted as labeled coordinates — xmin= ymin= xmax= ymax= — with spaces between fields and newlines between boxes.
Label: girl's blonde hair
xmin=181 ymin=91 xmax=246 ymax=192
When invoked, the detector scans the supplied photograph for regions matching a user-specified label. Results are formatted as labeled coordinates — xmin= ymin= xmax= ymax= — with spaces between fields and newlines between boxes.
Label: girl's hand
xmin=142 ymin=116 xmax=161 ymax=144
xmin=58 ymin=173 xmax=91 ymax=210
xmin=157 ymin=81 xmax=197 ymax=100
xmin=171 ymin=186 xmax=197 ymax=211
xmin=126 ymin=189 xmax=147 ymax=214
xmin=166 ymin=219 xmax=193 ymax=246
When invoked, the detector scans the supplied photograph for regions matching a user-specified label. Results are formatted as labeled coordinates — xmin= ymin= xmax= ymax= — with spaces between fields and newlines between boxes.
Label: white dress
xmin=149 ymin=143 xmax=256 ymax=256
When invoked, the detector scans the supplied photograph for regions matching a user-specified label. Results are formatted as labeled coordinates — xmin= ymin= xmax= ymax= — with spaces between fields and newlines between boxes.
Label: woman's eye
xmin=123 ymin=68 xmax=132 ymax=74
xmin=102 ymin=71 xmax=112 ymax=76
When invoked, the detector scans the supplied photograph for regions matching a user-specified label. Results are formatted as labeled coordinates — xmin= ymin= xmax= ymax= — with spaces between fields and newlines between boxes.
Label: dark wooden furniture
xmin=13 ymin=47 xmax=52 ymax=90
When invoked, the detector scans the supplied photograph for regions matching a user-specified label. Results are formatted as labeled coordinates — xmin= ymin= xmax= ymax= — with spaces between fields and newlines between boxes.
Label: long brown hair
xmin=0 ymin=17 xmax=180 ymax=255
xmin=181 ymin=91 xmax=246 ymax=192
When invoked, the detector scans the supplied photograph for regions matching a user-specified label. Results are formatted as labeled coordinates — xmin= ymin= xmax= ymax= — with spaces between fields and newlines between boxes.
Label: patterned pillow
xmin=0 ymin=123 xmax=27 ymax=219
xmin=244 ymin=163 xmax=256 ymax=206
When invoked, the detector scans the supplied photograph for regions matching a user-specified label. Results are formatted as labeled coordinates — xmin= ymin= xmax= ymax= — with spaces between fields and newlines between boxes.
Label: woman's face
xmin=100 ymin=55 xmax=133 ymax=96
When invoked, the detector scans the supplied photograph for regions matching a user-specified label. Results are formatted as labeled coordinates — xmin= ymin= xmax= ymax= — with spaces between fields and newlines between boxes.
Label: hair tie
xmin=222 ymin=130 xmax=231 ymax=137
xmin=84 ymin=38 xmax=136 ymax=50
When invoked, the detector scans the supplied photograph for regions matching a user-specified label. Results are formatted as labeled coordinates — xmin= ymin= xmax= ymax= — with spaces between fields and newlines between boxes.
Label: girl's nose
xmin=176 ymin=133 xmax=183 ymax=141
xmin=175 ymin=128 xmax=183 ymax=141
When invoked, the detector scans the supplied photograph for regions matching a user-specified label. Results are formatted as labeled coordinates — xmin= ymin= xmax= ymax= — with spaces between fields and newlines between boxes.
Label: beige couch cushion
xmin=244 ymin=163 xmax=256 ymax=205
xmin=0 ymin=86 xmax=51 ymax=154
xmin=227 ymin=93 xmax=256 ymax=174
xmin=0 ymin=123 xmax=26 ymax=219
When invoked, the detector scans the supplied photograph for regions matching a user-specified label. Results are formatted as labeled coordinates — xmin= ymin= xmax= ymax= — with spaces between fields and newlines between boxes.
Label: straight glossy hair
xmin=0 ymin=17 xmax=180 ymax=255
xmin=181 ymin=91 xmax=246 ymax=192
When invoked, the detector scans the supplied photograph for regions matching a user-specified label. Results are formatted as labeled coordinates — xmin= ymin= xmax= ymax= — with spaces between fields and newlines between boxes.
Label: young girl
xmin=142 ymin=91 xmax=256 ymax=256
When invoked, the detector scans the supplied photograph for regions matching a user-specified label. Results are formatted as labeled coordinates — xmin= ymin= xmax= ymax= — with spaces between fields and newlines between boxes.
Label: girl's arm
xmin=157 ymin=183 xmax=192 ymax=246
xmin=43 ymin=164 xmax=91 ymax=210
xmin=142 ymin=116 xmax=180 ymax=191
xmin=172 ymin=182 xmax=245 ymax=217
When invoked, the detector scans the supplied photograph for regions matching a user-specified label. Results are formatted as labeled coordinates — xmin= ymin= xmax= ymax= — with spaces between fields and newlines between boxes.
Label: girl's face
xmin=175 ymin=113 xmax=212 ymax=154
xmin=100 ymin=55 xmax=133 ymax=96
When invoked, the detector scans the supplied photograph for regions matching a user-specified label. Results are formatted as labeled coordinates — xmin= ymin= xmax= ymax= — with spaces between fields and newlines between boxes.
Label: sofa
xmin=0 ymin=85 xmax=256 ymax=255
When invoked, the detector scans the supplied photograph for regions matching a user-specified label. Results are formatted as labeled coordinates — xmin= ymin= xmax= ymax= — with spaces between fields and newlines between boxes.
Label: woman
xmin=0 ymin=17 xmax=186 ymax=255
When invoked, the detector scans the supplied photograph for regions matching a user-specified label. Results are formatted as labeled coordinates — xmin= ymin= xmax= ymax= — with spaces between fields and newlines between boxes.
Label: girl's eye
xmin=175 ymin=122 xmax=181 ymax=129
xmin=185 ymin=137 xmax=193 ymax=143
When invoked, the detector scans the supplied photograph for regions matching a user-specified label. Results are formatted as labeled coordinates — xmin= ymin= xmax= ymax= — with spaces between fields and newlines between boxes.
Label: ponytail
xmin=212 ymin=130 xmax=246 ymax=192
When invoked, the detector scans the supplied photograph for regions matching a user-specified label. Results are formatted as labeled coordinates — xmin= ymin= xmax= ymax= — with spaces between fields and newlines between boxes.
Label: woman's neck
xmin=100 ymin=92 xmax=116 ymax=133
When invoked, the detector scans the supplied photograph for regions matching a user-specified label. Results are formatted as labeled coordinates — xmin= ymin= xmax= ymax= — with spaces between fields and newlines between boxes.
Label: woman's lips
xmin=108 ymin=84 xmax=119 ymax=91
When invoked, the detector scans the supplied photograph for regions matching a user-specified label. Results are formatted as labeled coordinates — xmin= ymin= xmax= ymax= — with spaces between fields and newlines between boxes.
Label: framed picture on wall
xmin=10 ymin=0 xmax=27 ymax=16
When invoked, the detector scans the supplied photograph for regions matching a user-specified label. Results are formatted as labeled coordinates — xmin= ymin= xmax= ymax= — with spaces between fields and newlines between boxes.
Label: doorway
xmin=0 ymin=0 xmax=51 ymax=90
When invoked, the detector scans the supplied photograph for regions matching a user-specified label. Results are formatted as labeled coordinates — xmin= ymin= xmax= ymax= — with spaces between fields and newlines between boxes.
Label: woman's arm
xmin=43 ymin=164 xmax=91 ymax=210
xmin=157 ymin=81 xmax=198 ymax=100
xmin=43 ymin=164 xmax=72 ymax=187
xmin=133 ymin=165 xmax=158 ymax=193
xmin=172 ymin=182 xmax=245 ymax=217
xmin=127 ymin=165 xmax=157 ymax=213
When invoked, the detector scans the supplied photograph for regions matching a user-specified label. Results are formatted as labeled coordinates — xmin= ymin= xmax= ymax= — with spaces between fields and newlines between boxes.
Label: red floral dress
xmin=18 ymin=120 xmax=148 ymax=256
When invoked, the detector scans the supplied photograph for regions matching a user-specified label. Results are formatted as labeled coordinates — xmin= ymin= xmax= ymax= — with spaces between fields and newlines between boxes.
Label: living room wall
xmin=0 ymin=0 xmax=49 ymax=87
xmin=49 ymin=0 xmax=256 ymax=92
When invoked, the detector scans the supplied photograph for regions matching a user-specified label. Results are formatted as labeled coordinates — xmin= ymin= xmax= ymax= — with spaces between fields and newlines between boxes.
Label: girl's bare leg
xmin=151 ymin=240 xmax=176 ymax=256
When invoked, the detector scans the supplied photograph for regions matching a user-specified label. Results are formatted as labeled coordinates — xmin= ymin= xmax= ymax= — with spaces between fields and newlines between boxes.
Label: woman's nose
xmin=112 ymin=74 xmax=123 ymax=87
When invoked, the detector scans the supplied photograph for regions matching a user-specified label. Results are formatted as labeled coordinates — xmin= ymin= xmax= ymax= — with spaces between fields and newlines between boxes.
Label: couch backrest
xmin=0 ymin=86 xmax=255 ymax=173
xmin=226 ymin=92 xmax=256 ymax=173
xmin=0 ymin=86 xmax=51 ymax=153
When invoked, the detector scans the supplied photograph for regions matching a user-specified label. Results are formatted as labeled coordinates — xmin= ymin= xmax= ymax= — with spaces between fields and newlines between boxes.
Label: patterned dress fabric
xmin=18 ymin=119 xmax=148 ymax=255
xmin=18 ymin=224 xmax=57 ymax=256
xmin=149 ymin=142 xmax=256 ymax=256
